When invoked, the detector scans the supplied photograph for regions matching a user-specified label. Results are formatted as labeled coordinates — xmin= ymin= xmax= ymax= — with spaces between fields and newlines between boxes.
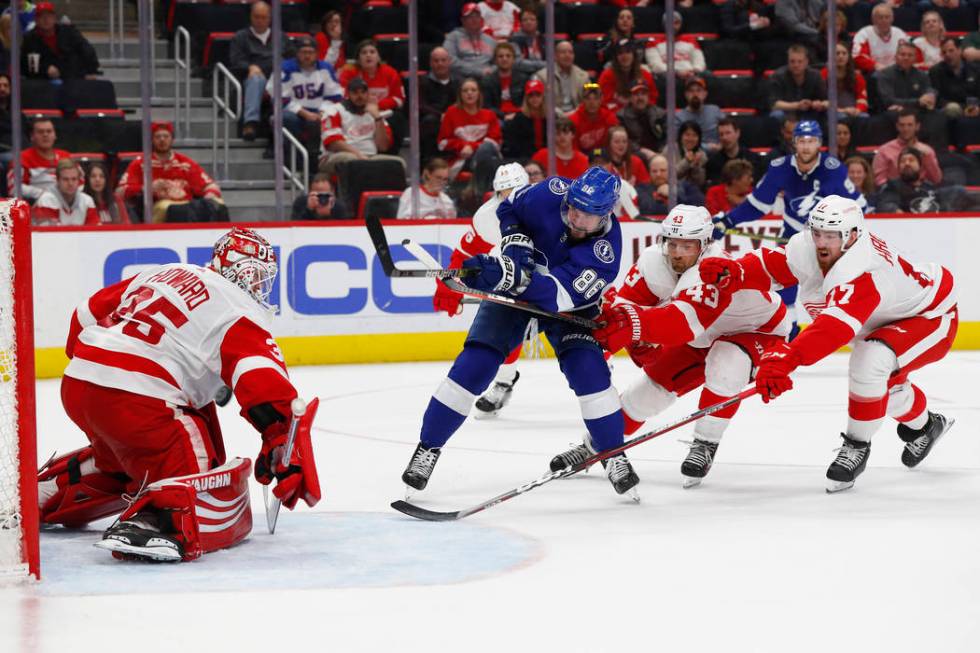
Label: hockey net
xmin=0 ymin=199 xmax=38 ymax=581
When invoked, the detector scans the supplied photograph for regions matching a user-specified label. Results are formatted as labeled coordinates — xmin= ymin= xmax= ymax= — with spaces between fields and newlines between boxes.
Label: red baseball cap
xmin=525 ymin=78 xmax=545 ymax=95
xmin=35 ymin=2 xmax=56 ymax=16
xmin=151 ymin=121 xmax=174 ymax=135
xmin=461 ymin=3 xmax=480 ymax=18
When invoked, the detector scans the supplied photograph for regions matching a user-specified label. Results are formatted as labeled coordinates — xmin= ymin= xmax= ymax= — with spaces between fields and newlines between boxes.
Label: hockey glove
xmin=461 ymin=252 xmax=532 ymax=295
xmin=711 ymin=213 xmax=734 ymax=241
xmin=755 ymin=342 xmax=801 ymax=403
xmin=433 ymin=278 xmax=464 ymax=316
xmin=594 ymin=303 xmax=644 ymax=354
xmin=254 ymin=398 xmax=322 ymax=509
xmin=699 ymin=257 xmax=745 ymax=292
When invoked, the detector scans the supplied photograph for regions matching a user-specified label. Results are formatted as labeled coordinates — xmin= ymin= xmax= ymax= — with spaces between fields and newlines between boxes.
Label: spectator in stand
xmin=769 ymin=44 xmax=828 ymax=121
xmin=852 ymin=3 xmax=910 ymax=74
xmin=822 ymin=42 xmax=869 ymax=118
xmin=676 ymin=76 xmax=723 ymax=152
xmin=706 ymin=117 xmax=763 ymax=185
xmin=668 ymin=120 xmax=709 ymax=191
xmin=644 ymin=11 xmax=707 ymax=80
xmin=930 ymin=37 xmax=980 ymax=118
xmin=568 ymin=82 xmax=620 ymax=152
xmin=0 ymin=14 xmax=12 ymax=75
xmin=647 ymin=153 xmax=704 ymax=214
xmin=873 ymin=108 xmax=942 ymax=186
xmin=774 ymin=0 xmax=823 ymax=50
xmin=315 ymin=10 xmax=346 ymax=69
xmin=721 ymin=0 xmax=773 ymax=39
xmin=339 ymin=39 xmax=406 ymax=151
xmin=876 ymin=147 xmax=945 ymax=212
xmin=230 ymin=1 xmax=289 ymax=142
xmin=290 ymin=173 xmax=348 ymax=220
xmin=815 ymin=9 xmax=847 ymax=67
xmin=878 ymin=41 xmax=938 ymax=114
xmin=270 ymin=37 xmax=342 ymax=145
xmin=8 ymin=118 xmax=70 ymax=201
xmin=502 ymin=78 xmax=547 ymax=159
xmin=914 ymin=11 xmax=945 ymax=69
xmin=617 ymin=80 xmax=665 ymax=163
xmin=602 ymin=8 xmax=637 ymax=65
xmin=524 ymin=160 xmax=545 ymax=184
xmin=437 ymin=77 xmax=502 ymax=187
xmin=845 ymin=155 xmax=877 ymax=200
xmin=0 ymin=73 xmax=11 ymax=171
xmin=963 ymin=13 xmax=980 ymax=63
xmin=767 ymin=115 xmax=798 ymax=164
xmin=397 ymin=157 xmax=457 ymax=220
xmin=20 ymin=2 xmax=99 ymax=81
xmin=83 ymin=161 xmax=129 ymax=224
xmin=834 ymin=121 xmax=859 ymax=162
xmin=509 ymin=8 xmax=546 ymax=73
xmin=534 ymin=40 xmax=590 ymax=117
xmin=32 ymin=160 xmax=97 ymax=225
xmin=118 ymin=122 xmax=227 ymax=223
xmin=420 ymin=47 xmax=458 ymax=158
xmin=532 ymin=117 xmax=589 ymax=178
xmin=605 ymin=126 xmax=651 ymax=187
xmin=482 ymin=42 xmax=528 ymax=120
xmin=478 ymin=0 xmax=521 ymax=41
xmin=319 ymin=77 xmax=403 ymax=175
xmin=705 ymin=158 xmax=755 ymax=215
xmin=444 ymin=4 xmax=497 ymax=79
xmin=600 ymin=39 xmax=656 ymax=112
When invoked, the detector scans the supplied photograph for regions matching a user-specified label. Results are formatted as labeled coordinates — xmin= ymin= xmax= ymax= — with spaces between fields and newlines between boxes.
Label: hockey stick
xmin=442 ymin=277 xmax=600 ymax=329
xmin=400 ymin=238 xmax=480 ymax=306
xmin=724 ymin=228 xmax=789 ymax=244
xmin=366 ymin=214 xmax=476 ymax=279
xmin=263 ymin=398 xmax=307 ymax=534
xmin=391 ymin=387 xmax=759 ymax=522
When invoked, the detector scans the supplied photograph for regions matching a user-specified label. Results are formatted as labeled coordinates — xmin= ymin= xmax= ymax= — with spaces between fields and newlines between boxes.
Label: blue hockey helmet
xmin=564 ymin=167 xmax=621 ymax=227
xmin=793 ymin=120 xmax=823 ymax=141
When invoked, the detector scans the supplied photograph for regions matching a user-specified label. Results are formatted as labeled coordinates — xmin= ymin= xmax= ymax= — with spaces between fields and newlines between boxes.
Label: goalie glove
xmin=254 ymin=398 xmax=321 ymax=509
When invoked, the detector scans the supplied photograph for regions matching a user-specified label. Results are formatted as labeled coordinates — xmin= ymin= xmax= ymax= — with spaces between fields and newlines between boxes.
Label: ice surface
xmin=2 ymin=352 xmax=980 ymax=652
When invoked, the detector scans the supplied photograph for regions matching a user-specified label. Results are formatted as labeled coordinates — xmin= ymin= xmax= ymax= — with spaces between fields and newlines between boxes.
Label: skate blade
xmin=682 ymin=476 xmax=703 ymax=489
xmin=472 ymin=410 xmax=499 ymax=420
xmin=404 ymin=485 xmax=418 ymax=501
xmin=94 ymin=539 xmax=181 ymax=562
xmin=825 ymin=479 xmax=855 ymax=493
xmin=625 ymin=487 xmax=641 ymax=503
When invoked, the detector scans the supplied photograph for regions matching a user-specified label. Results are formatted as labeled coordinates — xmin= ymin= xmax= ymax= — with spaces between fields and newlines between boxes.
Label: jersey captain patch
xmin=593 ymin=239 xmax=615 ymax=264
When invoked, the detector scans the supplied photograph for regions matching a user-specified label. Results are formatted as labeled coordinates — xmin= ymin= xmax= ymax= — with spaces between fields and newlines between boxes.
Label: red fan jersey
xmin=119 ymin=152 xmax=222 ymax=203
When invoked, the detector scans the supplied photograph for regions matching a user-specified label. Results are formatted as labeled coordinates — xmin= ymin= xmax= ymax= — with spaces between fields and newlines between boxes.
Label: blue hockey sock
xmin=559 ymin=348 xmax=625 ymax=451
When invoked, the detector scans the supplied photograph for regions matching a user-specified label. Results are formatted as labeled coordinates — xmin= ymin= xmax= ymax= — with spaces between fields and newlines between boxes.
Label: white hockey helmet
xmin=493 ymin=162 xmax=529 ymax=193
xmin=659 ymin=204 xmax=714 ymax=254
xmin=806 ymin=195 xmax=865 ymax=251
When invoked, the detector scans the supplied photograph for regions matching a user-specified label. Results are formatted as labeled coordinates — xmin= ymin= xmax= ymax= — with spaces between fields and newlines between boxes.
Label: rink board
xmin=30 ymin=215 xmax=979 ymax=378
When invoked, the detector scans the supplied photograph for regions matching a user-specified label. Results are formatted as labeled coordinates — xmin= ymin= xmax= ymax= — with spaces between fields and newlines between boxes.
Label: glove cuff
xmin=501 ymin=232 xmax=533 ymax=251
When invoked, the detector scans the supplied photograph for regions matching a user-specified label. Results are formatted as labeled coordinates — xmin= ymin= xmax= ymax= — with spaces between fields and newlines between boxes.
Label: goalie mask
xmin=210 ymin=228 xmax=278 ymax=310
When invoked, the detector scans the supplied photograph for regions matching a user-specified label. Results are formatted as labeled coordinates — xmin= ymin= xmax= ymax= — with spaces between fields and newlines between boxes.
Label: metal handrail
xmin=174 ymin=27 xmax=192 ymax=138
xmin=108 ymin=0 xmax=125 ymax=61
xmin=282 ymin=128 xmax=309 ymax=203
xmin=211 ymin=63 xmax=242 ymax=181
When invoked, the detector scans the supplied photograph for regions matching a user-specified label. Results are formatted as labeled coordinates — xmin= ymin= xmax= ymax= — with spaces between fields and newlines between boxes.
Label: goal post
xmin=0 ymin=199 xmax=39 ymax=581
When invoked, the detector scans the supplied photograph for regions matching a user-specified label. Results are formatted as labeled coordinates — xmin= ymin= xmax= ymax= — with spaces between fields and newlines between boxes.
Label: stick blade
xmin=390 ymin=500 xmax=462 ymax=522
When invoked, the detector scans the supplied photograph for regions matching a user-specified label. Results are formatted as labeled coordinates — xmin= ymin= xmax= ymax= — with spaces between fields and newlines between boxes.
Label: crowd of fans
xmin=6 ymin=0 xmax=980 ymax=224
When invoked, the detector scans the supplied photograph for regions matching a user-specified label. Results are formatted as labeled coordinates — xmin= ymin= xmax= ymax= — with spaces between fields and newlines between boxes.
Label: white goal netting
xmin=0 ymin=199 xmax=28 ymax=579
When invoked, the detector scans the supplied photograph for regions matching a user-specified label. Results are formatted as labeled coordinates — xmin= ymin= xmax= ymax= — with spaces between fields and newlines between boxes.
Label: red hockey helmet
xmin=210 ymin=228 xmax=278 ymax=310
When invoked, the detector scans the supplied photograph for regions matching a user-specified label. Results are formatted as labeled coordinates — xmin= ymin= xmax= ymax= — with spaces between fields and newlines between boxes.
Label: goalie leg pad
xmin=38 ymin=446 xmax=130 ymax=527
xmin=116 ymin=457 xmax=253 ymax=561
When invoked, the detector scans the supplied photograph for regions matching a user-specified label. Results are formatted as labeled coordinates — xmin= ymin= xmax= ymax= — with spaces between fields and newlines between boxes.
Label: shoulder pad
xmin=824 ymin=156 xmax=841 ymax=170
xmin=770 ymin=156 xmax=787 ymax=168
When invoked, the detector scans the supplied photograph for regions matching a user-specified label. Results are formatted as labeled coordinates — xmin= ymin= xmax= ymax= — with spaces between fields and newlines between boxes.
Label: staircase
xmin=91 ymin=36 xmax=291 ymax=221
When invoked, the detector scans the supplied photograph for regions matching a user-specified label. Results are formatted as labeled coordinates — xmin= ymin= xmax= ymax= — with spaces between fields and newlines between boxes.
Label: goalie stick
xmin=391 ymin=387 xmax=759 ymax=521
xmin=367 ymin=217 xmax=601 ymax=329
xmin=263 ymin=397 xmax=307 ymax=534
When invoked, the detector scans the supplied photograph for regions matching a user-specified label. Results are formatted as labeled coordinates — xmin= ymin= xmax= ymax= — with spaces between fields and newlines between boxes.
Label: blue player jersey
xmin=728 ymin=153 xmax=865 ymax=234
xmin=497 ymin=177 xmax=623 ymax=313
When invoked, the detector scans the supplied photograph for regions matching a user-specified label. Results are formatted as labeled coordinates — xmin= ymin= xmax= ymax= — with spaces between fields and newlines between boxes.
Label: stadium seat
xmin=358 ymin=190 xmax=402 ymax=220
xmin=350 ymin=4 xmax=407 ymax=42
xmin=573 ymin=37 xmax=604 ymax=73
xmin=22 ymin=109 xmax=63 ymax=120
xmin=892 ymin=6 xmax=921 ymax=33
xmin=564 ymin=3 xmax=616 ymax=40
xmin=734 ymin=114 xmax=780 ymax=149
xmin=681 ymin=4 xmax=721 ymax=34
xmin=202 ymin=32 xmax=235 ymax=71
xmin=75 ymin=109 xmax=126 ymax=120
xmin=705 ymin=70 xmax=756 ymax=110
xmin=375 ymin=35 xmax=434 ymax=73
xmin=60 ymin=79 xmax=119 ymax=113
xmin=20 ymin=79 xmax=60 ymax=110
xmin=335 ymin=159 xmax=406 ymax=215
xmin=631 ymin=6 xmax=665 ymax=33
xmin=701 ymin=38 xmax=753 ymax=71
xmin=938 ymin=5 xmax=978 ymax=32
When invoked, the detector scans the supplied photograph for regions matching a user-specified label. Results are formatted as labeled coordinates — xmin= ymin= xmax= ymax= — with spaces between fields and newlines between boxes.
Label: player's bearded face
xmin=811 ymin=228 xmax=846 ymax=271
xmin=664 ymin=238 xmax=701 ymax=273
xmin=565 ymin=206 xmax=603 ymax=238
xmin=794 ymin=136 xmax=820 ymax=164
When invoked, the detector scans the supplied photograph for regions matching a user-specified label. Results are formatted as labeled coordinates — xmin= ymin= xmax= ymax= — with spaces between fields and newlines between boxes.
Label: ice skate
xmin=549 ymin=441 xmax=593 ymax=472
xmin=898 ymin=412 xmax=954 ymax=468
xmin=602 ymin=453 xmax=640 ymax=501
xmin=826 ymin=434 xmax=870 ymax=493
xmin=402 ymin=443 xmax=442 ymax=497
xmin=680 ymin=438 xmax=719 ymax=489
xmin=474 ymin=371 xmax=520 ymax=419
xmin=94 ymin=511 xmax=183 ymax=562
